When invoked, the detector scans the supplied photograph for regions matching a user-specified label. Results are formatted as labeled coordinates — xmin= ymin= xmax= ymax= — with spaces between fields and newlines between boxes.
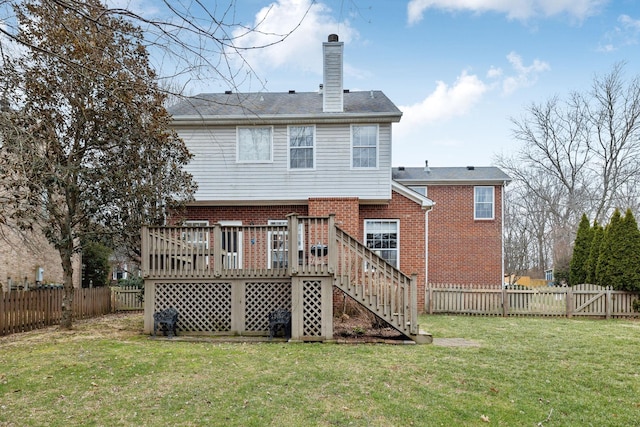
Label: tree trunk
xmin=60 ymin=243 xmax=75 ymax=329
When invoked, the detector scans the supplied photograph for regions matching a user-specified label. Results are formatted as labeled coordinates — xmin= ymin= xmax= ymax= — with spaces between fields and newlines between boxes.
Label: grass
xmin=1 ymin=313 xmax=639 ymax=426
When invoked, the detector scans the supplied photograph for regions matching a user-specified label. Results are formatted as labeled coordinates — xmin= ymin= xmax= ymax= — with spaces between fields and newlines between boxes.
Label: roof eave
xmin=171 ymin=112 xmax=402 ymax=127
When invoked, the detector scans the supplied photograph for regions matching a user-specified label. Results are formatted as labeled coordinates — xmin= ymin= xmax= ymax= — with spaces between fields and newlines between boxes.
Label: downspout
xmin=501 ymin=181 xmax=507 ymax=286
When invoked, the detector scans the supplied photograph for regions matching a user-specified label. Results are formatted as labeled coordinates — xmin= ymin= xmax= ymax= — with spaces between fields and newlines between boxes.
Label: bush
xmin=117 ymin=276 xmax=143 ymax=288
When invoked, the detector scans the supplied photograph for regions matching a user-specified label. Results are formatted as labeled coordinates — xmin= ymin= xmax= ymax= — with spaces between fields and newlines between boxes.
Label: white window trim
xmin=236 ymin=126 xmax=273 ymax=163
xmin=474 ymin=186 xmax=495 ymax=220
xmin=267 ymin=220 xmax=304 ymax=269
xmin=364 ymin=219 xmax=400 ymax=268
xmin=350 ymin=124 xmax=379 ymax=170
xmin=183 ymin=220 xmax=210 ymax=249
xmin=287 ymin=125 xmax=316 ymax=171
xmin=218 ymin=220 xmax=243 ymax=268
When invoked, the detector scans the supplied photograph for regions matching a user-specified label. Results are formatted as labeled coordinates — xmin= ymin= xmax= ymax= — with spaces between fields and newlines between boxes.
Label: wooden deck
xmin=141 ymin=215 xmax=430 ymax=343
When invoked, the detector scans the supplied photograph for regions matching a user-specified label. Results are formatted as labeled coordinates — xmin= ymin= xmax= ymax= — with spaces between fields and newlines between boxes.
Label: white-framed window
xmin=474 ymin=186 xmax=495 ymax=220
xmin=267 ymin=220 xmax=304 ymax=269
xmin=364 ymin=219 xmax=399 ymax=267
xmin=183 ymin=220 xmax=209 ymax=249
xmin=268 ymin=220 xmax=288 ymax=269
xmin=219 ymin=220 xmax=242 ymax=268
xmin=351 ymin=124 xmax=378 ymax=168
xmin=288 ymin=125 xmax=315 ymax=169
xmin=237 ymin=126 xmax=273 ymax=162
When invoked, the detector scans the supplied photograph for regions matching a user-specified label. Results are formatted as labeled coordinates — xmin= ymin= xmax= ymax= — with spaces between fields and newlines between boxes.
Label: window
xmin=268 ymin=220 xmax=288 ymax=269
xmin=289 ymin=126 xmax=314 ymax=169
xmin=267 ymin=220 xmax=305 ymax=269
xmin=219 ymin=220 xmax=242 ymax=268
xmin=183 ymin=220 xmax=209 ymax=249
xmin=352 ymin=125 xmax=378 ymax=168
xmin=474 ymin=186 xmax=494 ymax=220
xmin=364 ymin=220 xmax=399 ymax=267
xmin=409 ymin=186 xmax=426 ymax=196
xmin=237 ymin=127 xmax=272 ymax=162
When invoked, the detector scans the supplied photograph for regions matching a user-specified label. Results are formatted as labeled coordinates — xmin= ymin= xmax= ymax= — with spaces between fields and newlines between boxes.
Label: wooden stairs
xmin=333 ymin=228 xmax=432 ymax=344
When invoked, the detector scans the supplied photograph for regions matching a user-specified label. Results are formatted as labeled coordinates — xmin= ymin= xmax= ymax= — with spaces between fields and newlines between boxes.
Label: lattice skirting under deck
xmin=153 ymin=281 xmax=292 ymax=334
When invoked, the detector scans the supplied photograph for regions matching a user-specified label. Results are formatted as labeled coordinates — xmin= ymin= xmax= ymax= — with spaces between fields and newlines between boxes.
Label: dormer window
xmin=351 ymin=124 xmax=378 ymax=168
xmin=237 ymin=126 xmax=273 ymax=162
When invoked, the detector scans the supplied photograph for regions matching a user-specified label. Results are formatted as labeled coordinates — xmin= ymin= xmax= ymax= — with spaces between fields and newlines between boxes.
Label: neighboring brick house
xmin=164 ymin=34 xmax=509 ymax=316
xmin=0 ymin=222 xmax=81 ymax=291
xmin=393 ymin=165 xmax=511 ymax=287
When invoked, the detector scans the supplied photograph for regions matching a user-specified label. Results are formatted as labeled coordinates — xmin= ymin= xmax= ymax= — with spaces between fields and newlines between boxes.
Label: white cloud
xmin=501 ymin=52 xmax=550 ymax=94
xmin=598 ymin=14 xmax=640 ymax=52
xmin=396 ymin=71 xmax=488 ymax=141
xmin=407 ymin=0 xmax=607 ymax=25
xmin=229 ymin=0 xmax=358 ymax=75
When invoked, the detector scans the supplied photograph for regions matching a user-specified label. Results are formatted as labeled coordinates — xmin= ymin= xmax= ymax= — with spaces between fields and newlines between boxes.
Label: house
xmin=141 ymin=34 xmax=508 ymax=343
xmin=0 ymin=222 xmax=81 ymax=291
xmin=393 ymin=165 xmax=511 ymax=287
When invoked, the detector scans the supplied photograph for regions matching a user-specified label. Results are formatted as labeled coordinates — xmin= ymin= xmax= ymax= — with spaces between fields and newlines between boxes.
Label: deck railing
xmin=142 ymin=215 xmax=335 ymax=279
xmin=141 ymin=213 xmax=419 ymax=337
xmin=334 ymin=228 xmax=418 ymax=335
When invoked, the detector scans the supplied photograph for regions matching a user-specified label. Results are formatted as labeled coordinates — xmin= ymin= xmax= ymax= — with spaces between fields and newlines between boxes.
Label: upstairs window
xmin=474 ymin=186 xmax=494 ymax=220
xmin=237 ymin=127 xmax=272 ymax=162
xmin=289 ymin=126 xmax=315 ymax=169
xmin=352 ymin=125 xmax=378 ymax=168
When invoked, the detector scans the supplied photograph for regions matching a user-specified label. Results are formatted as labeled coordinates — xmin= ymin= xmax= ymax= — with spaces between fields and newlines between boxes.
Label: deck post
xmin=213 ymin=224 xmax=222 ymax=277
xmin=410 ymin=274 xmax=418 ymax=334
xmin=141 ymin=226 xmax=149 ymax=277
xmin=287 ymin=213 xmax=299 ymax=275
xmin=143 ymin=280 xmax=155 ymax=334
xmin=328 ymin=214 xmax=337 ymax=274
xmin=290 ymin=276 xmax=303 ymax=342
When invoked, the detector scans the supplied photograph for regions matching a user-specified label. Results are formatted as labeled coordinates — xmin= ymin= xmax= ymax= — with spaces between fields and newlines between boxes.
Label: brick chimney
xmin=323 ymin=34 xmax=343 ymax=113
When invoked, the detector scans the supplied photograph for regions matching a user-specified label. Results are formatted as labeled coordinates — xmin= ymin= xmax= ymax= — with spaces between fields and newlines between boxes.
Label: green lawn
xmin=0 ymin=313 xmax=638 ymax=426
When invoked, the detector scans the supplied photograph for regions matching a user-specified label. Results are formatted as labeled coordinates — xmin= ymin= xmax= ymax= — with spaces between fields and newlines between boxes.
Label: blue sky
xmin=140 ymin=0 xmax=640 ymax=168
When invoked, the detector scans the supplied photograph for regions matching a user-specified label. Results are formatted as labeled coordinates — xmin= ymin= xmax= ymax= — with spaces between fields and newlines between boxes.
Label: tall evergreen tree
xmin=596 ymin=209 xmax=624 ymax=288
xmin=620 ymin=209 xmax=640 ymax=291
xmin=569 ymin=214 xmax=593 ymax=285
xmin=585 ymin=221 xmax=603 ymax=284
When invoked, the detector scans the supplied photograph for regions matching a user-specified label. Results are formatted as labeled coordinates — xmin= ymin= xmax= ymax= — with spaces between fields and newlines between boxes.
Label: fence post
xmin=566 ymin=286 xmax=573 ymax=318
xmin=427 ymin=284 xmax=433 ymax=315
xmin=606 ymin=286 xmax=612 ymax=320
xmin=502 ymin=287 xmax=509 ymax=317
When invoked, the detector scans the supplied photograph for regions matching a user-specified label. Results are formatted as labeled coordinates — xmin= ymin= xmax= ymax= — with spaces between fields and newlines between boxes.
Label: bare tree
xmin=0 ymin=0 xmax=311 ymax=95
xmin=498 ymin=63 xmax=640 ymax=277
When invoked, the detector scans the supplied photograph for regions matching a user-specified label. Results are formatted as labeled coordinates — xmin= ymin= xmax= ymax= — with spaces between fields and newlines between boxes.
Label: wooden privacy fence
xmin=426 ymin=283 xmax=640 ymax=318
xmin=0 ymin=287 xmax=112 ymax=336
xmin=111 ymin=286 xmax=144 ymax=311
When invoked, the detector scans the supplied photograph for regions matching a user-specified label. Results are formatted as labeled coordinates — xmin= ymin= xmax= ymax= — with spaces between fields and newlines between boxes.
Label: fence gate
xmin=571 ymin=284 xmax=610 ymax=317
xmin=112 ymin=286 xmax=144 ymax=311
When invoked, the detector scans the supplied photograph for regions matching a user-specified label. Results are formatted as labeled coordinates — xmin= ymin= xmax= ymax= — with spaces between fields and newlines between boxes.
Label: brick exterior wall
xmin=426 ymin=185 xmax=503 ymax=287
xmin=183 ymin=191 xmax=428 ymax=311
xmin=180 ymin=205 xmax=309 ymax=224
xmin=0 ymin=224 xmax=81 ymax=291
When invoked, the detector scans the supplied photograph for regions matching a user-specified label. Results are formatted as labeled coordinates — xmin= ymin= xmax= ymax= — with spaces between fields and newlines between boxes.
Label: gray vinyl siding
xmin=179 ymin=123 xmax=392 ymax=202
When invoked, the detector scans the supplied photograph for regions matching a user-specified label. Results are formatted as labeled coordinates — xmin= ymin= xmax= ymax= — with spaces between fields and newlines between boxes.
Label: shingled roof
xmin=393 ymin=166 xmax=511 ymax=185
xmin=168 ymin=91 xmax=402 ymax=120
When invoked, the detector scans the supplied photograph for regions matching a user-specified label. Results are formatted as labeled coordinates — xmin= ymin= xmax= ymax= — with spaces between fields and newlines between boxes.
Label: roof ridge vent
xmin=467 ymin=166 xmax=475 ymax=170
